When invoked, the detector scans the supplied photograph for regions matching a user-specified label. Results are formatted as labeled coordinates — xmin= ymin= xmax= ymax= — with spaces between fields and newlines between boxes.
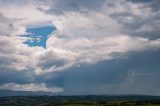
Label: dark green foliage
xmin=0 ymin=95 xmax=160 ymax=106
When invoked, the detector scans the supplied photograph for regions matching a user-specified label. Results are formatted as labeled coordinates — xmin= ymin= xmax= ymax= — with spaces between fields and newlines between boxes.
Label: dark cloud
xmin=0 ymin=49 xmax=160 ymax=95
xmin=128 ymin=0 xmax=160 ymax=11
xmin=127 ymin=0 xmax=152 ymax=3
xmin=109 ymin=0 xmax=160 ymax=40
xmin=46 ymin=0 xmax=106 ymax=14
xmin=0 ymin=70 xmax=35 ymax=84
xmin=37 ymin=51 xmax=67 ymax=70
xmin=44 ymin=49 xmax=160 ymax=95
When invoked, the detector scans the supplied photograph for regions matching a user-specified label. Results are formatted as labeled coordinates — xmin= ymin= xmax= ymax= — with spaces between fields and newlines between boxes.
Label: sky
xmin=24 ymin=25 xmax=55 ymax=48
xmin=0 ymin=0 xmax=160 ymax=96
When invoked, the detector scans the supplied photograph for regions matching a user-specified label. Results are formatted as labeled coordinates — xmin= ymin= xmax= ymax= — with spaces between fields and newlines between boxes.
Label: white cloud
xmin=0 ymin=2 xmax=54 ymax=37
xmin=0 ymin=0 xmax=160 ymax=75
xmin=0 ymin=83 xmax=63 ymax=93
xmin=0 ymin=14 xmax=15 ymax=36
xmin=42 ymin=9 xmax=160 ymax=74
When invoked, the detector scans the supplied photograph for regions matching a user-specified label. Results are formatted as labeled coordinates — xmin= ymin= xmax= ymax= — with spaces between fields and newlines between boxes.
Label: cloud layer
xmin=0 ymin=0 xmax=160 ymax=95
xmin=0 ymin=83 xmax=63 ymax=93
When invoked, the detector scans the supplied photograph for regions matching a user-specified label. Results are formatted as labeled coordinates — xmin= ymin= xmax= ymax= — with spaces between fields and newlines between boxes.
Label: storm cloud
xmin=0 ymin=0 xmax=160 ymax=95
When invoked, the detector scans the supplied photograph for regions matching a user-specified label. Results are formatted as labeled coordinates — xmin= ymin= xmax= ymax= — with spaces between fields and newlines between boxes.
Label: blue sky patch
xmin=24 ymin=25 xmax=56 ymax=48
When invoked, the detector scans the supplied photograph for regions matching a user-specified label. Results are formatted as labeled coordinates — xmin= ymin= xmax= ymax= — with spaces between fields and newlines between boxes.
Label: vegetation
xmin=0 ymin=95 xmax=160 ymax=106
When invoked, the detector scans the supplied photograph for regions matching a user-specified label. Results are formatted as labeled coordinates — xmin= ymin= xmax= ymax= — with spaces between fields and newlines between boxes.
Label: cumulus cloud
xmin=106 ymin=0 xmax=160 ymax=40
xmin=0 ymin=83 xmax=63 ymax=93
xmin=0 ymin=0 xmax=160 ymax=95
xmin=0 ymin=14 xmax=15 ymax=36
xmin=0 ymin=0 xmax=160 ymax=74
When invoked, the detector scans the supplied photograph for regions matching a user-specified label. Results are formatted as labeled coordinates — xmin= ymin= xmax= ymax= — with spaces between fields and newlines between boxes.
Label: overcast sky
xmin=0 ymin=0 xmax=160 ymax=96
